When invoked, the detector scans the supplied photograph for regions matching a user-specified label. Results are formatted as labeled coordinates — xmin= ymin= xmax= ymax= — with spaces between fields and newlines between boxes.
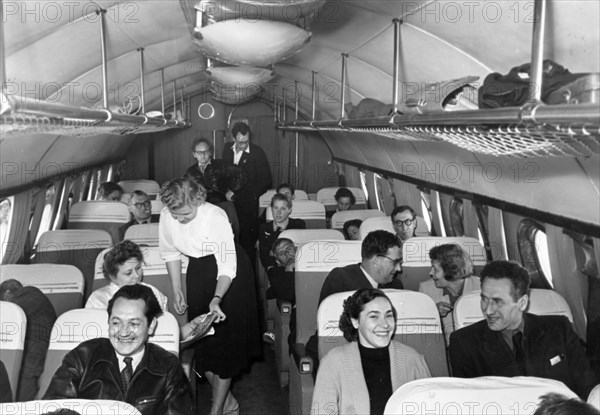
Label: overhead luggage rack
xmin=277 ymin=103 xmax=600 ymax=158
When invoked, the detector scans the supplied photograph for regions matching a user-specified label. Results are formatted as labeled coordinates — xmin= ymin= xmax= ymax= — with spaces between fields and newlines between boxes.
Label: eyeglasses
xmin=394 ymin=219 xmax=414 ymax=227
xmin=378 ymin=255 xmax=403 ymax=267
xmin=131 ymin=201 xmax=151 ymax=209
xmin=194 ymin=149 xmax=212 ymax=155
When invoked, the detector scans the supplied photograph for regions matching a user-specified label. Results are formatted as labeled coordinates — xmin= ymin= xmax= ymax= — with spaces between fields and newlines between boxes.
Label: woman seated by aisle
xmin=312 ymin=288 xmax=431 ymax=415
xmin=85 ymin=239 xmax=207 ymax=339
xmin=418 ymin=243 xmax=480 ymax=343
xmin=343 ymin=219 xmax=362 ymax=241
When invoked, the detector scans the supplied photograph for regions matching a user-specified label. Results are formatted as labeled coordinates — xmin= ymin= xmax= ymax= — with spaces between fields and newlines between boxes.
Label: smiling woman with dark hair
xmin=312 ymin=288 xmax=431 ymax=415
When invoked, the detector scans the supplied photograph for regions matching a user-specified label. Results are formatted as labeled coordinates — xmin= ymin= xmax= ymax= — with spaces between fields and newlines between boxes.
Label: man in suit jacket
xmin=222 ymin=122 xmax=272 ymax=258
xmin=118 ymin=190 xmax=159 ymax=241
xmin=449 ymin=260 xmax=597 ymax=399
xmin=185 ymin=138 xmax=228 ymax=204
xmin=258 ymin=193 xmax=305 ymax=272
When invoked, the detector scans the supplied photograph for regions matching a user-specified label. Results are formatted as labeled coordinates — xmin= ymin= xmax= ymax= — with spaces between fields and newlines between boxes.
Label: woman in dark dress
xmin=159 ymin=178 xmax=259 ymax=415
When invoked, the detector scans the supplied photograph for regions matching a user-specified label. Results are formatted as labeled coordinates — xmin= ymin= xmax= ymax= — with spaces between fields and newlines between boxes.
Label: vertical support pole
xmin=160 ymin=69 xmax=165 ymax=115
xmin=283 ymin=96 xmax=287 ymax=123
xmin=0 ymin=3 xmax=6 ymax=99
xmin=529 ymin=0 xmax=547 ymax=103
xmin=138 ymin=48 xmax=145 ymax=114
xmin=172 ymin=81 xmax=176 ymax=118
xmin=294 ymin=81 xmax=299 ymax=121
xmin=340 ymin=53 xmax=348 ymax=119
xmin=180 ymin=88 xmax=184 ymax=118
xmin=274 ymin=96 xmax=278 ymax=124
xmin=212 ymin=130 xmax=217 ymax=158
xmin=311 ymin=71 xmax=317 ymax=120
xmin=98 ymin=8 xmax=109 ymax=109
xmin=392 ymin=19 xmax=402 ymax=113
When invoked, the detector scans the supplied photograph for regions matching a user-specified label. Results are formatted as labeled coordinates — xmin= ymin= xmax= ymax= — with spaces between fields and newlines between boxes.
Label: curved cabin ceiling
xmin=2 ymin=0 xmax=599 ymax=229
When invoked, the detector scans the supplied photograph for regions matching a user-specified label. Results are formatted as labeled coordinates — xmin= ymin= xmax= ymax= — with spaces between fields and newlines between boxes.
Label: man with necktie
xmin=43 ymin=284 xmax=193 ymax=415
xmin=118 ymin=190 xmax=159 ymax=241
xmin=449 ymin=260 xmax=597 ymax=399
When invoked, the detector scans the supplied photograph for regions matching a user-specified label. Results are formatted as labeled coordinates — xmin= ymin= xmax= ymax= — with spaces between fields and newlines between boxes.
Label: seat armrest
xmin=291 ymin=343 xmax=313 ymax=374
xmin=277 ymin=300 xmax=293 ymax=315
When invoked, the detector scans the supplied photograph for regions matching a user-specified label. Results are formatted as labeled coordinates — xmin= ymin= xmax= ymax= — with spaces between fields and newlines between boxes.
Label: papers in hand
xmin=180 ymin=312 xmax=218 ymax=349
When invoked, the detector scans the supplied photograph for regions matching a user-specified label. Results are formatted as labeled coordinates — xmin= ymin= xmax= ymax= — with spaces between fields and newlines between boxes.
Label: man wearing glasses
xmin=391 ymin=205 xmax=418 ymax=246
xmin=118 ymin=190 xmax=158 ymax=241
xmin=185 ymin=138 xmax=228 ymax=204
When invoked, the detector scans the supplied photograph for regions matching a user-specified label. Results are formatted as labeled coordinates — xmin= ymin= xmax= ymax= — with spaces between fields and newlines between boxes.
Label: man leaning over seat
xmin=43 ymin=284 xmax=193 ymax=415
xmin=449 ymin=260 xmax=598 ymax=399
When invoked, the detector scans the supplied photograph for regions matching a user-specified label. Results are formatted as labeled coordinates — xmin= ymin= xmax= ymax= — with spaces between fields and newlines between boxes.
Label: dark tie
xmin=121 ymin=357 xmax=133 ymax=392
xmin=512 ymin=332 xmax=527 ymax=375
xmin=276 ymin=227 xmax=283 ymax=233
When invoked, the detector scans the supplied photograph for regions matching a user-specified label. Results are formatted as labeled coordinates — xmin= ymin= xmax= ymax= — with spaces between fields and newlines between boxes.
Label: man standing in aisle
xmin=222 ymin=121 xmax=272 ymax=258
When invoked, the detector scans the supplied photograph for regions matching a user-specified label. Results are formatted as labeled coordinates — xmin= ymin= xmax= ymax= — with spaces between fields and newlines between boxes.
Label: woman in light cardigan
xmin=311 ymin=288 xmax=431 ymax=415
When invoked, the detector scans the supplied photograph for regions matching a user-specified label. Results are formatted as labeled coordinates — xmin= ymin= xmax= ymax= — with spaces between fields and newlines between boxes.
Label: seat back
xmin=317 ymin=289 xmax=448 ymax=376
xmin=123 ymin=223 xmax=160 ymax=246
xmin=279 ymin=229 xmax=344 ymax=245
xmin=0 ymin=301 xmax=26 ymax=401
xmin=32 ymin=229 xmax=112 ymax=302
xmin=93 ymin=247 xmax=189 ymax=324
xmin=402 ymin=236 xmax=486 ymax=291
xmin=38 ymin=308 xmax=179 ymax=399
xmin=316 ymin=187 xmax=367 ymax=211
xmin=0 ymin=264 xmax=84 ymax=316
xmin=330 ymin=209 xmax=386 ymax=230
xmin=316 ymin=289 xmax=448 ymax=376
xmin=259 ymin=189 xmax=308 ymax=216
xmin=359 ymin=216 xmax=429 ymax=240
xmin=295 ymin=241 xmax=362 ymax=345
xmin=0 ymin=400 xmax=142 ymax=414
xmin=453 ymin=288 xmax=574 ymax=331
xmin=67 ymin=201 xmax=131 ymax=244
xmin=384 ymin=376 xmax=578 ymax=414
xmin=266 ymin=200 xmax=326 ymax=229
xmin=151 ymin=199 xmax=163 ymax=215
xmin=589 ymin=384 xmax=600 ymax=410
xmin=117 ymin=180 xmax=160 ymax=197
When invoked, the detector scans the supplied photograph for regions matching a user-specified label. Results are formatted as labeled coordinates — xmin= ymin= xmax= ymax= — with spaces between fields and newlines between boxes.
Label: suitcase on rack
xmin=546 ymin=73 xmax=599 ymax=105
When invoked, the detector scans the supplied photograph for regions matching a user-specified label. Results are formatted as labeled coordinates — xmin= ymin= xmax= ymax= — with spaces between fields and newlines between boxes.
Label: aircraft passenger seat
xmin=0 ymin=301 xmax=26 ymax=401
xmin=92 ymin=246 xmax=189 ymax=326
xmin=402 ymin=236 xmax=486 ymax=291
xmin=359 ymin=215 xmax=429 ymax=240
xmin=117 ymin=179 xmax=160 ymax=199
xmin=288 ymin=240 xmax=362 ymax=415
xmin=37 ymin=308 xmax=180 ymax=399
xmin=316 ymin=187 xmax=367 ymax=211
xmin=330 ymin=209 xmax=386 ymax=230
xmin=265 ymin=200 xmax=326 ymax=229
xmin=453 ymin=288 xmax=574 ymax=331
xmin=384 ymin=376 xmax=578 ymax=414
xmin=0 ymin=264 xmax=84 ymax=316
xmin=259 ymin=189 xmax=309 ymax=217
xmin=589 ymin=384 xmax=600 ymax=410
xmin=66 ymin=201 xmax=130 ymax=245
xmin=124 ymin=223 xmax=159 ymax=246
xmin=32 ymin=229 xmax=112 ymax=301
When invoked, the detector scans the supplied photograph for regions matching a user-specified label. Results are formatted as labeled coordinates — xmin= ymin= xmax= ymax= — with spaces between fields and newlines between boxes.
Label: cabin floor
xmin=195 ymin=346 xmax=289 ymax=415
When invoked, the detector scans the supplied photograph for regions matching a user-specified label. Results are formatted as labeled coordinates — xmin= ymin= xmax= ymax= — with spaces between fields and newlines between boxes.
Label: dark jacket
xmin=449 ymin=313 xmax=598 ymax=399
xmin=184 ymin=160 xmax=228 ymax=204
xmin=221 ymin=143 xmax=271 ymax=200
xmin=43 ymin=338 xmax=193 ymax=415
xmin=258 ymin=218 xmax=306 ymax=271
xmin=319 ymin=263 xmax=404 ymax=304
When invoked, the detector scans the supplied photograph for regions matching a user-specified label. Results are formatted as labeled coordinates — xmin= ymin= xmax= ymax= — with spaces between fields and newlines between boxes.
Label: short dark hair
xmin=429 ymin=244 xmax=473 ymax=281
xmin=361 ymin=230 xmax=401 ymax=260
xmin=97 ymin=182 xmax=124 ymax=200
xmin=343 ymin=219 xmax=363 ymax=239
xmin=272 ymin=237 xmax=295 ymax=254
xmin=191 ymin=137 xmax=212 ymax=152
xmin=107 ymin=284 xmax=163 ymax=323
xmin=128 ymin=190 xmax=149 ymax=203
xmin=231 ymin=121 xmax=250 ymax=138
xmin=391 ymin=205 xmax=416 ymax=220
xmin=339 ymin=288 xmax=396 ymax=342
xmin=480 ymin=260 xmax=530 ymax=301
xmin=276 ymin=183 xmax=295 ymax=195
xmin=270 ymin=193 xmax=292 ymax=208
xmin=534 ymin=393 xmax=600 ymax=415
xmin=103 ymin=240 xmax=145 ymax=281
xmin=334 ymin=187 xmax=355 ymax=205
xmin=0 ymin=279 xmax=23 ymax=301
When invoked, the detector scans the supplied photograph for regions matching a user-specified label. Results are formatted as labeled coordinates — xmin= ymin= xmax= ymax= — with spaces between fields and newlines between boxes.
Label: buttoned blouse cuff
xmin=217 ymin=272 xmax=236 ymax=281
xmin=162 ymin=252 xmax=183 ymax=263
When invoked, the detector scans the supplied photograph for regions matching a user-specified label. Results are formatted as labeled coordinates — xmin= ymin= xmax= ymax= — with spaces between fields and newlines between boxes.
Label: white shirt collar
xmin=116 ymin=346 xmax=145 ymax=373
xmin=359 ymin=264 xmax=379 ymax=288
xmin=231 ymin=143 xmax=250 ymax=154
